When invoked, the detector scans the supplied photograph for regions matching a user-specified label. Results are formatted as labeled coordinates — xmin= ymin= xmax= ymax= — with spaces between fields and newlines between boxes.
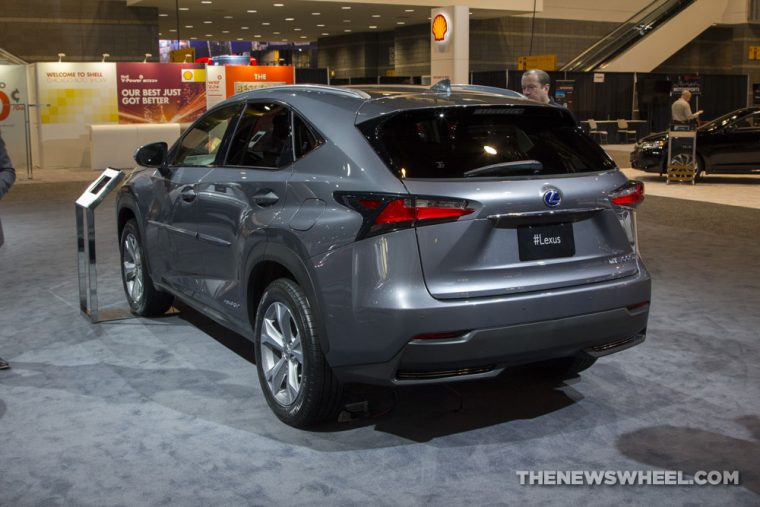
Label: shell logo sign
xmin=181 ymin=68 xmax=206 ymax=83
xmin=432 ymin=14 xmax=448 ymax=42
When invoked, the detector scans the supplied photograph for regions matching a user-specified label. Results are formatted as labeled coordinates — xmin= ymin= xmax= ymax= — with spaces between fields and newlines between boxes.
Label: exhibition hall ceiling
xmin=128 ymin=0 xmax=536 ymax=43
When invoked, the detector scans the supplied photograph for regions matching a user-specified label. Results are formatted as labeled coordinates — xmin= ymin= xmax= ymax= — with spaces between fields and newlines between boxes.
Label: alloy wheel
xmin=260 ymin=301 xmax=304 ymax=406
xmin=122 ymin=233 xmax=144 ymax=304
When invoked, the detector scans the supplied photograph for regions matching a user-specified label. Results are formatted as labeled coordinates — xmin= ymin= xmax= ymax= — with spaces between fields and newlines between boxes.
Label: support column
xmin=430 ymin=5 xmax=469 ymax=84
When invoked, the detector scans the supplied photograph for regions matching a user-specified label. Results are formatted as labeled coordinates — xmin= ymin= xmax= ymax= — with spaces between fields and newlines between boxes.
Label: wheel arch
xmin=246 ymin=243 xmax=330 ymax=356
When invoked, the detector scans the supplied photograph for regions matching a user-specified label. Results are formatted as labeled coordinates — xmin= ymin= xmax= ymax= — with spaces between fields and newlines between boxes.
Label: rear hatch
xmin=357 ymin=104 xmax=639 ymax=300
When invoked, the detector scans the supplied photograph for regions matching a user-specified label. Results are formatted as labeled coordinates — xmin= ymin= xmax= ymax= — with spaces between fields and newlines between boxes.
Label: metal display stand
xmin=76 ymin=168 xmax=130 ymax=322
xmin=666 ymin=128 xmax=698 ymax=184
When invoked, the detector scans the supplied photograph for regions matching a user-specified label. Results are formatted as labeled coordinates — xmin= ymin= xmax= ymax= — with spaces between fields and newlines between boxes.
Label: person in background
xmin=671 ymin=90 xmax=703 ymax=127
xmin=521 ymin=69 xmax=578 ymax=124
xmin=0 ymin=131 xmax=16 ymax=370
xmin=521 ymin=69 xmax=558 ymax=106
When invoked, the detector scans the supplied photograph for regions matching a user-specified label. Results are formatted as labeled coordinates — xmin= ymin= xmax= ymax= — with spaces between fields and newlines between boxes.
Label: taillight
xmin=336 ymin=192 xmax=474 ymax=239
xmin=610 ymin=180 xmax=645 ymax=207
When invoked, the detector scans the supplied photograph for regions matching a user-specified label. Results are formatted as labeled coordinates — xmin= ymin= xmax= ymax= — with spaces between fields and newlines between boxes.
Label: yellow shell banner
xmin=432 ymin=14 xmax=448 ymax=42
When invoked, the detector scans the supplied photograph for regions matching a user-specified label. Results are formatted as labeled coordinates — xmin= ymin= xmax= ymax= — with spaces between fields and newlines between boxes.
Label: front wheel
xmin=120 ymin=219 xmax=174 ymax=316
xmin=254 ymin=278 xmax=342 ymax=427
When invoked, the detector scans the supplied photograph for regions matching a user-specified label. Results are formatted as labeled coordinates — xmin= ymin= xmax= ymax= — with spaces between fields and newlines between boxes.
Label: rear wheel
xmin=120 ymin=219 xmax=174 ymax=316
xmin=254 ymin=278 xmax=342 ymax=427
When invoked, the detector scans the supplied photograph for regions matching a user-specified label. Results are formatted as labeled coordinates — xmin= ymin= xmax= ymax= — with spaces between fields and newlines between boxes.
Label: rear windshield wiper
xmin=463 ymin=160 xmax=543 ymax=177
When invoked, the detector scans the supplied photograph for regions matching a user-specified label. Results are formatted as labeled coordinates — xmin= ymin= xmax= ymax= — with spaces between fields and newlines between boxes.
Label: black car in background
xmin=631 ymin=107 xmax=760 ymax=178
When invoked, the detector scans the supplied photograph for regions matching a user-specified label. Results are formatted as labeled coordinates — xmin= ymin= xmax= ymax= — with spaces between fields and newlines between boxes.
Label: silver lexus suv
xmin=117 ymin=83 xmax=650 ymax=427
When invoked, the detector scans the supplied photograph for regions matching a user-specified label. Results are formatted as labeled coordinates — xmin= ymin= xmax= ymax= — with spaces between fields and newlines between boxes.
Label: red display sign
xmin=116 ymin=62 xmax=206 ymax=124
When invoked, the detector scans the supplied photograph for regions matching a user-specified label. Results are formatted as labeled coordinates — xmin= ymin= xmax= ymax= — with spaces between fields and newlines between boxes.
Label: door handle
xmin=253 ymin=190 xmax=279 ymax=206
xmin=180 ymin=186 xmax=197 ymax=202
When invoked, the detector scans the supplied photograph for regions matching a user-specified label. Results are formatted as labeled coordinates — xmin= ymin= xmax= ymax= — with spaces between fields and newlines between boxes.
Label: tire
xmin=254 ymin=278 xmax=342 ymax=427
xmin=694 ymin=154 xmax=705 ymax=181
xmin=534 ymin=353 xmax=598 ymax=379
xmin=120 ymin=219 xmax=174 ymax=316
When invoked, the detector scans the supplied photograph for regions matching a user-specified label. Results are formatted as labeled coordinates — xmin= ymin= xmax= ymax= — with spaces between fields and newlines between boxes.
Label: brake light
xmin=376 ymin=198 xmax=473 ymax=224
xmin=336 ymin=192 xmax=474 ymax=239
xmin=610 ymin=180 xmax=645 ymax=207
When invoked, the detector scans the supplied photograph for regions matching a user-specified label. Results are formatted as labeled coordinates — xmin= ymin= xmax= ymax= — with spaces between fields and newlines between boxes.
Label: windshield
xmin=358 ymin=106 xmax=616 ymax=179
xmin=699 ymin=109 xmax=756 ymax=132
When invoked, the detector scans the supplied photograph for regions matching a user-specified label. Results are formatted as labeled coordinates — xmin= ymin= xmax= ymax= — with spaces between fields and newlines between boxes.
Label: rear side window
xmin=358 ymin=106 xmax=616 ymax=179
xmin=293 ymin=115 xmax=322 ymax=158
xmin=226 ymin=103 xmax=293 ymax=168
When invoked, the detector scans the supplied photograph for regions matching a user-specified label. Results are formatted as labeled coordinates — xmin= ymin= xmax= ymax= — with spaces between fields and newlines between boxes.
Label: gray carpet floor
xmin=0 ymin=190 xmax=758 ymax=506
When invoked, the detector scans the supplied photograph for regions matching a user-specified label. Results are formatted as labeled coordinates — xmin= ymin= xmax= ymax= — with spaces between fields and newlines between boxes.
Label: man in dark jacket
xmin=0 ymin=131 xmax=16 ymax=369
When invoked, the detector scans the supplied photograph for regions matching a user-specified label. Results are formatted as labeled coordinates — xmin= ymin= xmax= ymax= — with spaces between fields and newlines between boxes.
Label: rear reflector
xmin=626 ymin=301 xmax=650 ymax=311
xmin=610 ymin=180 xmax=645 ymax=207
xmin=411 ymin=331 xmax=469 ymax=341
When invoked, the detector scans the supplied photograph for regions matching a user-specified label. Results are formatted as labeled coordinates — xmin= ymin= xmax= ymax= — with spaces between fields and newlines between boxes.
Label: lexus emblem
xmin=543 ymin=188 xmax=562 ymax=208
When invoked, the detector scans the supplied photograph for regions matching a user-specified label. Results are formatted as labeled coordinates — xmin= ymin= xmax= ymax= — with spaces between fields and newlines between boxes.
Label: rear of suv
xmin=118 ymin=83 xmax=650 ymax=427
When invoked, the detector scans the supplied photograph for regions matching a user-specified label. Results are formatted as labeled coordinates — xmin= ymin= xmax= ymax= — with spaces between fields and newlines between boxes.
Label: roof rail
xmin=245 ymin=84 xmax=371 ymax=100
xmin=451 ymin=84 xmax=527 ymax=99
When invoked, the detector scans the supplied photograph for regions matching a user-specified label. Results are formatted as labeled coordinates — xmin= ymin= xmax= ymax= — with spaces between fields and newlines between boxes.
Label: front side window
xmin=226 ymin=103 xmax=293 ymax=168
xmin=358 ymin=105 xmax=616 ymax=179
xmin=173 ymin=104 xmax=241 ymax=166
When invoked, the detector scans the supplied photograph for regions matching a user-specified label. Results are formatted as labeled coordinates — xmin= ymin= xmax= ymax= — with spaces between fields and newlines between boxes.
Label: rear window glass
xmin=358 ymin=106 xmax=616 ymax=179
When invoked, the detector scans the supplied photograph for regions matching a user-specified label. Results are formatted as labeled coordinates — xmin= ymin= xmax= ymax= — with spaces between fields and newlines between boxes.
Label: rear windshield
xmin=357 ymin=105 xmax=616 ymax=179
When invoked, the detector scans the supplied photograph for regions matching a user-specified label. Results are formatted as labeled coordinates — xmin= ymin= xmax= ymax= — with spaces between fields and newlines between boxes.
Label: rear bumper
xmin=311 ymin=229 xmax=651 ymax=385
xmin=334 ymin=305 xmax=648 ymax=385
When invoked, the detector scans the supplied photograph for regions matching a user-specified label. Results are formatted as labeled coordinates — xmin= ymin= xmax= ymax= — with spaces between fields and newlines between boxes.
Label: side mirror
xmin=134 ymin=142 xmax=170 ymax=176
